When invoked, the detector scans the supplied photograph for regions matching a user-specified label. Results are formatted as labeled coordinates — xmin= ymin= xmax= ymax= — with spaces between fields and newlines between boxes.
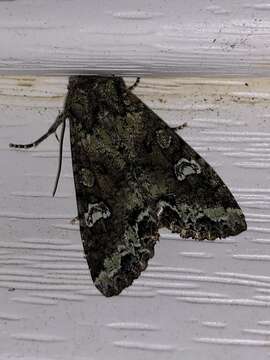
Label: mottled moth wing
xmin=66 ymin=76 xmax=246 ymax=297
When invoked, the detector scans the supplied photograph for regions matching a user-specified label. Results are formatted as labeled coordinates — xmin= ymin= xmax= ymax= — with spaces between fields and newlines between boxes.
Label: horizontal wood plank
xmin=0 ymin=75 xmax=270 ymax=359
xmin=1 ymin=0 xmax=270 ymax=76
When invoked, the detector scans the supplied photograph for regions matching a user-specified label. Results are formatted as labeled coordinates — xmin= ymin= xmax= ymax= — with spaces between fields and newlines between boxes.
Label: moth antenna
xmin=127 ymin=77 xmax=140 ymax=92
xmin=172 ymin=122 xmax=188 ymax=131
xmin=54 ymin=131 xmax=60 ymax=143
xmin=52 ymin=118 xmax=66 ymax=197
xmin=9 ymin=111 xmax=67 ymax=149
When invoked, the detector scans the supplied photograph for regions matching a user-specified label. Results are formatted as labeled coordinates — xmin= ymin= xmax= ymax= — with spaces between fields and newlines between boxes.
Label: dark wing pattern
xmin=67 ymin=76 xmax=246 ymax=297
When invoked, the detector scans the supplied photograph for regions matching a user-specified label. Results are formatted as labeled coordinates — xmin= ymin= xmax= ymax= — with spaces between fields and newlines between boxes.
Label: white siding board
xmin=0 ymin=76 xmax=270 ymax=359
xmin=0 ymin=0 xmax=270 ymax=76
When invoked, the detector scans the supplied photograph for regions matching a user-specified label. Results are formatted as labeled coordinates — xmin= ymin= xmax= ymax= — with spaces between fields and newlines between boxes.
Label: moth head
xmin=69 ymin=75 xmax=126 ymax=95
xmin=69 ymin=76 xmax=127 ymax=118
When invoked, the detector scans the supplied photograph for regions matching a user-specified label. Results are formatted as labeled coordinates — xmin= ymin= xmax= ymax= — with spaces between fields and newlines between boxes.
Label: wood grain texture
xmin=1 ymin=0 xmax=270 ymax=76
xmin=1 ymin=75 xmax=270 ymax=359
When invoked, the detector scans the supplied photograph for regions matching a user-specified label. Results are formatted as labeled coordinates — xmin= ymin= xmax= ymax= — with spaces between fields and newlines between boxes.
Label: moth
xmin=10 ymin=76 xmax=247 ymax=297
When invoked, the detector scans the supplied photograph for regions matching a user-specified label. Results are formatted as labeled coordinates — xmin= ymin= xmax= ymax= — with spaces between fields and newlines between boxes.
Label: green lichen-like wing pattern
xmin=67 ymin=76 xmax=246 ymax=297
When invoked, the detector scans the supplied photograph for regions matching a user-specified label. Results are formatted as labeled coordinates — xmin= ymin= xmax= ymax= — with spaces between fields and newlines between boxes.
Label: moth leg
xmin=52 ymin=118 xmax=66 ymax=196
xmin=54 ymin=109 xmax=67 ymax=143
xmin=70 ymin=216 xmax=79 ymax=225
xmin=9 ymin=111 xmax=67 ymax=149
xmin=127 ymin=77 xmax=140 ymax=92
xmin=54 ymin=132 xmax=60 ymax=143
xmin=172 ymin=122 xmax=187 ymax=131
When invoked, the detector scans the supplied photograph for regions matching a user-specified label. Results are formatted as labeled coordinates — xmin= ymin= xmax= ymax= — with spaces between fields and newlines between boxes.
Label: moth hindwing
xmin=10 ymin=76 xmax=247 ymax=297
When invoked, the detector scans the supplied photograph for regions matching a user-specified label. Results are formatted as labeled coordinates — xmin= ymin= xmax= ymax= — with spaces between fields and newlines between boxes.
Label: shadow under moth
xmin=10 ymin=76 xmax=247 ymax=297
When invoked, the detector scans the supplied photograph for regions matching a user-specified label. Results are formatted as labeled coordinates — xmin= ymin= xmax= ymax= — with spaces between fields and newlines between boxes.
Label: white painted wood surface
xmin=1 ymin=0 xmax=270 ymax=76
xmin=1 ymin=76 xmax=270 ymax=359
